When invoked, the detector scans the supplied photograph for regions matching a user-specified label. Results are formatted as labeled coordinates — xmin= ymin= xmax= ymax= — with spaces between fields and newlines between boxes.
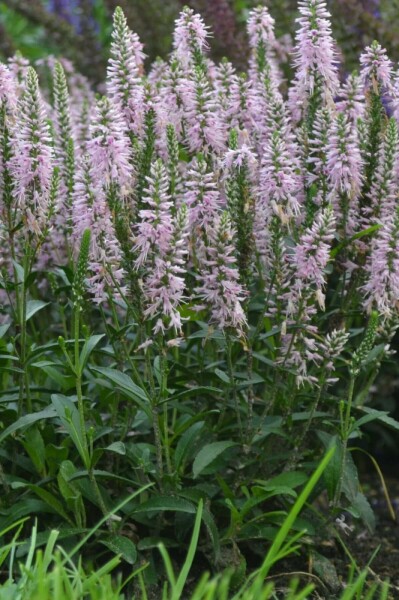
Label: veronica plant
xmin=1 ymin=2 xmax=399 ymax=595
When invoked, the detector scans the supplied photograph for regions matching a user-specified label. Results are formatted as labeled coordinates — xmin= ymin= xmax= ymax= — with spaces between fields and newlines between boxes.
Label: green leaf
xmin=51 ymin=395 xmax=90 ymax=468
xmin=79 ymin=334 xmax=105 ymax=371
xmin=330 ymin=224 xmax=381 ymax=258
xmin=27 ymin=485 xmax=72 ymax=524
xmin=169 ymin=387 xmax=222 ymax=401
xmin=132 ymin=496 xmax=196 ymax=515
xmin=15 ymin=527 xmax=86 ymax=558
xmin=105 ymin=441 xmax=126 ymax=455
xmin=26 ymin=300 xmax=49 ymax=322
xmin=100 ymin=535 xmax=137 ymax=565
xmin=318 ymin=433 xmax=343 ymax=500
xmin=0 ymin=323 xmax=10 ymax=338
xmin=350 ymin=492 xmax=376 ymax=533
xmin=32 ymin=361 xmax=74 ymax=390
xmin=214 ymin=368 xmax=230 ymax=384
xmin=22 ymin=427 xmax=46 ymax=475
xmin=193 ymin=441 xmax=237 ymax=478
xmin=0 ymin=407 xmax=57 ymax=445
xmin=11 ymin=260 xmax=24 ymax=283
xmin=256 ymin=472 xmax=308 ymax=490
xmin=174 ymin=421 xmax=204 ymax=471
xmin=91 ymin=367 xmax=151 ymax=418
xmin=201 ymin=506 xmax=220 ymax=559
xmin=354 ymin=408 xmax=399 ymax=432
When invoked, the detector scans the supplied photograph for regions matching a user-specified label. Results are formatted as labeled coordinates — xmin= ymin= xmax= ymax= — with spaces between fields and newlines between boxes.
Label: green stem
xmin=74 ymin=304 xmax=111 ymax=527
xmin=334 ymin=374 xmax=355 ymax=507
xmin=226 ymin=335 xmax=243 ymax=443
xmin=159 ymin=339 xmax=172 ymax=477
xmin=145 ymin=348 xmax=164 ymax=485
xmin=18 ymin=243 xmax=32 ymax=415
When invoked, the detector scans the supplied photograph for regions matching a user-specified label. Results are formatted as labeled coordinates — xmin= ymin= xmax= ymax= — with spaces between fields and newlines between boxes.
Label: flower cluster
xmin=1 ymin=3 xmax=399 ymax=386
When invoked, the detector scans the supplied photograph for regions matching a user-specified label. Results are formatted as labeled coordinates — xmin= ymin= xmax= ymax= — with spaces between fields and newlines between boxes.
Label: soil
xmin=273 ymin=471 xmax=399 ymax=599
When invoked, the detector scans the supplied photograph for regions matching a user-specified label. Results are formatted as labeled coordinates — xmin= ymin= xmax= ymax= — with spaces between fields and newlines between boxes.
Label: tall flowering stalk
xmin=360 ymin=41 xmax=393 ymax=198
xmin=247 ymin=6 xmax=279 ymax=85
xmin=365 ymin=117 xmax=398 ymax=223
xmin=107 ymin=6 xmax=146 ymax=137
xmin=184 ymin=155 xmax=222 ymax=253
xmin=50 ymin=61 xmax=75 ymax=261
xmin=223 ymin=130 xmax=257 ymax=286
xmin=195 ymin=211 xmax=247 ymax=335
xmin=364 ymin=217 xmax=399 ymax=319
xmin=337 ymin=72 xmax=365 ymax=122
xmin=9 ymin=67 xmax=54 ymax=239
xmin=280 ymin=207 xmax=336 ymax=386
xmin=87 ymin=96 xmax=134 ymax=201
xmin=0 ymin=64 xmax=17 ymax=251
xmin=307 ymin=107 xmax=333 ymax=206
xmin=134 ymin=159 xmax=187 ymax=335
xmin=173 ymin=6 xmax=210 ymax=72
xmin=290 ymin=0 xmax=339 ymax=125
xmin=179 ymin=65 xmax=225 ymax=154
xmin=258 ymin=130 xmax=302 ymax=228
xmin=73 ymin=155 xmax=126 ymax=304
xmin=326 ymin=112 xmax=363 ymax=237
xmin=8 ymin=66 xmax=54 ymax=414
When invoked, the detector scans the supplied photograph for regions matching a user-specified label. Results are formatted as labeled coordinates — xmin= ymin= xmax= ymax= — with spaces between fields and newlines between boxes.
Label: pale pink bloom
xmin=228 ymin=73 xmax=255 ymax=133
xmin=0 ymin=64 xmax=17 ymax=109
xmin=291 ymin=206 xmax=335 ymax=295
xmin=87 ymin=96 xmax=133 ymax=192
xmin=364 ymin=217 xmax=399 ymax=318
xmin=8 ymin=67 xmax=53 ymax=237
xmin=223 ymin=143 xmax=257 ymax=174
xmin=247 ymin=6 xmax=281 ymax=85
xmin=195 ymin=211 xmax=247 ymax=334
xmin=179 ymin=67 xmax=225 ymax=154
xmin=307 ymin=107 xmax=333 ymax=193
xmin=360 ymin=41 xmax=393 ymax=91
xmin=7 ymin=53 xmax=29 ymax=87
xmin=290 ymin=0 xmax=339 ymax=120
xmin=73 ymin=154 xmax=126 ymax=304
xmin=326 ymin=113 xmax=363 ymax=198
xmin=107 ymin=8 xmax=146 ymax=135
xmin=134 ymin=159 xmax=188 ymax=334
xmin=247 ymin=6 xmax=276 ymax=49
xmin=365 ymin=118 xmax=398 ymax=223
xmin=184 ymin=157 xmax=223 ymax=234
xmin=258 ymin=131 xmax=302 ymax=225
xmin=337 ymin=72 xmax=365 ymax=121
xmin=173 ymin=7 xmax=210 ymax=67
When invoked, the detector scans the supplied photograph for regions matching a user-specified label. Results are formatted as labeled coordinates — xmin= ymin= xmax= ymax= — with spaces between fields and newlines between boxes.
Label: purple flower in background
xmin=47 ymin=0 xmax=97 ymax=35
xmin=0 ymin=64 xmax=17 ymax=110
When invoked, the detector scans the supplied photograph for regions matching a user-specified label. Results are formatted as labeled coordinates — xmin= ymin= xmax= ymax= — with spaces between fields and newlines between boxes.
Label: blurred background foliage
xmin=1 ymin=0 xmax=399 ymax=83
